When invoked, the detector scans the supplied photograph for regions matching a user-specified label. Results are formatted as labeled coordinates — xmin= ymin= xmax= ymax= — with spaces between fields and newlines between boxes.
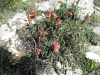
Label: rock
xmin=65 ymin=67 xmax=81 ymax=75
xmin=85 ymin=52 xmax=100 ymax=62
xmin=88 ymin=45 xmax=100 ymax=52
xmin=66 ymin=67 xmax=73 ymax=75
xmin=0 ymin=11 xmax=28 ymax=57
xmin=35 ymin=0 xmax=94 ymax=19
xmin=66 ymin=0 xmax=94 ymax=19
xmin=40 ymin=65 xmax=57 ymax=75
xmin=56 ymin=61 xmax=62 ymax=69
xmin=35 ymin=1 xmax=51 ymax=11
xmin=73 ymin=69 xmax=82 ymax=75
xmin=93 ymin=27 xmax=100 ymax=36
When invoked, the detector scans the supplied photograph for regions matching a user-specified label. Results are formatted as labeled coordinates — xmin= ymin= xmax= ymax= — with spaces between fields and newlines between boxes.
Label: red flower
xmin=36 ymin=49 xmax=41 ymax=55
xmin=38 ymin=30 xmax=48 ymax=41
xmin=52 ymin=11 xmax=57 ymax=19
xmin=66 ymin=11 xmax=73 ymax=16
xmin=46 ymin=13 xmax=51 ymax=19
xmin=55 ymin=19 xmax=62 ymax=26
xmin=53 ymin=42 xmax=60 ymax=53
xmin=30 ymin=8 xmax=36 ymax=16
xmin=86 ymin=15 xmax=91 ymax=20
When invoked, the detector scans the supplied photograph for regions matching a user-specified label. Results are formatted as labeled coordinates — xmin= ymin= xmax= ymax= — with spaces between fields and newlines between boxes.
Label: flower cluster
xmin=26 ymin=4 xmax=91 ymax=58
xmin=27 ymin=8 xmax=36 ymax=23
xmin=46 ymin=10 xmax=62 ymax=27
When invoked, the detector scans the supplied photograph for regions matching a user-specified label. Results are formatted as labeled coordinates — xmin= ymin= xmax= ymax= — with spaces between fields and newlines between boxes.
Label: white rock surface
xmin=93 ymin=27 xmax=100 ymax=36
xmin=67 ymin=0 xmax=94 ymax=18
xmin=85 ymin=52 xmax=100 ymax=62
xmin=36 ymin=0 xmax=94 ymax=19
xmin=56 ymin=61 xmax=62 ymax=69
xmin=88 ymin=45 xmax=100 ymax=52
xmin=35 ymin=1 xmax=51 ymax=11
xmin=0 ymin=11 xmax=28 ymax=57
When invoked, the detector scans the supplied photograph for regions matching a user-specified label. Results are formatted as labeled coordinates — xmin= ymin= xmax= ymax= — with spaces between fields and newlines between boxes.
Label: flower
xmin=27 ymin=15 xmax=32 ymax=22
xmin=55 ymin=19 xmax=62 ymax=26
xmin=27 ymin=15 xmax=36 ymax=23
xmin=66 ymin=11 xmax=73 ymax=16
xmin=30 ymin=8 xmax=36 ymax=16
xmin=46 ymin=13 xmax=51 ymax=19
xmin=38 ymin=30 xmax=48 ymax=41
xmin=51 ymin=11 xmax=57 ymax=19
xmin=86 ymin=14 xmax=91 ymax=20
xmin=36 ymin=49 xmax=41 ymax=55
xmin=46 ymin=8 xmax=51 ymax=13
xmin=53 ymin=42 xmax=60 ymax=53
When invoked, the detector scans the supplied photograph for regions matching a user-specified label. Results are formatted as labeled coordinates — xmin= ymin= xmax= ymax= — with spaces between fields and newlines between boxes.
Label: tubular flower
xmin=36 ymin=48 xmax=41 ymax=55
xmin=38 ymin=30 xmax=48 ymax=41
xmin=52 ymin=11 xmax=57 ymax=19
xmin=30 ymin=8 xmax=36 ymax=16
xmin=27 ymin=15 xmax=36 ymax=22
xmin=53 ymin=42 xmax=60 ymax=53
xmin=46 ymin=13 xmax=51 ymax=19
xmin=66 ymin=11 xmax=73 ymax=16
xmin=27 ymin=15 xmax=32 ymax=22
xmin=55 ymin=19 xmax=62 ymax=26
xmin=86 ymin=14 xmax=91 ymax=20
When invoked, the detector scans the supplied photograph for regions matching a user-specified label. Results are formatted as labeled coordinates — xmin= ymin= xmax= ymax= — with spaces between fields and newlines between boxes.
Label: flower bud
xmin=55 ymin=19 xmax=62 ymax=26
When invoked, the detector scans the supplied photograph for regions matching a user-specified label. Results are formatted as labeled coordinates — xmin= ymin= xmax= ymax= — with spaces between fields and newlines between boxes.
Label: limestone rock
xmin=85 ymin=52 xmax=100 ymax=62
xmin=0 ymin=11 xmax=28 ymax=57
xmin=40 ymin=65 xmax=57 ymax=75
xmin=35 ymin=0 xmax=94 ymax=19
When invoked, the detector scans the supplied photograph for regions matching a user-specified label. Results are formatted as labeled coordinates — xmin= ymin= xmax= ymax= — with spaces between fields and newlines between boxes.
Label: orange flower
xmin=55 ymin=19 xmax=62 ymax=26
xmin=66 ymin=11 xmax=73 ymax=16
xmin=27 ymin=15 xmax=32 ymax=22
xmin=30 ymin=8 xmax=36 ymax=16
xmin=27 ymin=15 xmax=36 ymax=22
xmin=52 ymin=11 xmax=57 ymax=19
xmin=36 ymin=49 xmax=41 ymax=55
xmin=46 ymin=13 xmax=51 ymax=19
xmin=53 ymin=42 xmax=60 ymax=53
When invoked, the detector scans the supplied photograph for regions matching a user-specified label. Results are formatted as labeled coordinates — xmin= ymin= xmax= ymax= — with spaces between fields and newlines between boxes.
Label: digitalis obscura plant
xmin=18 ymin=2 xmax=97 ymax=74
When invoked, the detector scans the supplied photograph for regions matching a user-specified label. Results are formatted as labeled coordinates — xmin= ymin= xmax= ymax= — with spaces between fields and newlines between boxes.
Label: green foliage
xmin=94 ymin=0 xmax=100 ymax=7
xmin=92 ymin=12 xmax=100 ymax=23
xmin=0 ymin=0 xmax=21 ymax=11
xmin=0 ymin=0 xmax=37 ymax=24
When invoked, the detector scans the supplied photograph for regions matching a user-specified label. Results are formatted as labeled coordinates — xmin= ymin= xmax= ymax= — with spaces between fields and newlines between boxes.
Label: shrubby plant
xmin=16 ymin=2 xmax=97 ymax=74
xmin=0 ymin=1 xmax=99 ymax=75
